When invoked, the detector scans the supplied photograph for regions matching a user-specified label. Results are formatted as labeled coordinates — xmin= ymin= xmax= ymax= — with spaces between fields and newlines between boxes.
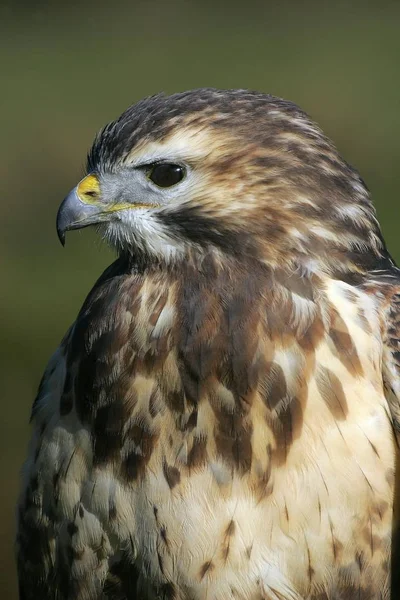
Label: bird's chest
xmin=113 ymin=387 xmax=395 ymax=600
xmin=90 ymin=279 xmax=395 ymax=598
xmin=27 ymin=276 xmax=397 ymax=599
xmin=32 ymin=395 xmax=395 ymax=600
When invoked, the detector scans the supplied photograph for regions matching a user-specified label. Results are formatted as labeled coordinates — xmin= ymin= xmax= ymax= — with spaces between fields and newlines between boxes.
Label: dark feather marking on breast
xmin=365 ymin=434 xmax=380 ymax=458
xmin=165 ymin=389 xmax=185 ymax=413
xmin=131 ymin=349 xmax=165 ymax=378
xmin=245 ymin=543 xmax=253 ymax=560
xmin=219 ymin=423 xmax=253 ymax=473
xmin=148 ymin=387 xmax=161 ymax=418
xmin=283 ymin=500 xmax=289 ymax=522
xmin=92 ymin=401 xmax=128 ymax=465
xmin=305 ymin=537 xmax=314 ymax=589
xmin=271 ymin=399 xmax=295 ymax=465
xmin=328 ymin=517 xmax=343 ymax=563
xmin=199 ymin=560 xmax=214 ymax=581
xmin=120 ymin=422 xmax=159 ymax=482
xmin=328 ymin=308 xmax=364 ymax=377
xmin=297 ymin=316 xmax=326 ymax=352
xmin=187 ymin=435 xmax=208 ymax=469
xmin=317 ymin=496 xmax=322 ymax=523
xmin=264 ymin=368 xmax=306 ymax=467
xmin=163 ymin=462 xmax=181 ymax=489
xmin=104 ymin=552 xmax=140 ymax=598
xmin=259 ymin=363 xmax=288 ymax=410
xmin=221 ymin=519 xmax=236 ymax=562
xmin=264 ymin=298 xmax=295 ymax=340
xmin=122 ymin=449 xmax=150 ymax=481
xmin=177 ymin=349 xmax=202 ymax=406
xmin=159 ymin=582 xmax=178 ymax=600
xmin=184 ymin=409 xmax=198 ymax=431
xmin=361 ymin=515 xmax=383 ymax=557
xmin=212 ymin=399 xmax=253 ymax=473
xmin=253 ymin=445 xmax=274 ymax=502
xmin=357 ymin=306 xmax=373 ymax=333
xmin=160 ymin=526 xmax=169 ymax=549
xmin=315 ymin=366 xmax=348 ymax=420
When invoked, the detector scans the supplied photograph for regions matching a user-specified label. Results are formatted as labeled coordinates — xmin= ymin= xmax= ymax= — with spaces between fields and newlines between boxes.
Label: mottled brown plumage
xmin=17 ymin=89 xmax=400 ymax=599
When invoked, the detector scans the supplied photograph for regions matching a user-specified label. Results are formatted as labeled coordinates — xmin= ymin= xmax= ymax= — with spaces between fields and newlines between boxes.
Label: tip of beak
xmin=57 ymin=227 xmax=66 ymax=246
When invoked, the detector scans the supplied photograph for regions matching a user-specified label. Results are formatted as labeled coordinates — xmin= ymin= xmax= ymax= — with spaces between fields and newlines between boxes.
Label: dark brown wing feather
xmin=16 ymin=258 xmax=130 ymax=600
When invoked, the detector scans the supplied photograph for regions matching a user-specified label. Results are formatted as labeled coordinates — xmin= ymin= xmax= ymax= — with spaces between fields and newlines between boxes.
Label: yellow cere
xmin=76 ymin=174 xmax=101 ymax=204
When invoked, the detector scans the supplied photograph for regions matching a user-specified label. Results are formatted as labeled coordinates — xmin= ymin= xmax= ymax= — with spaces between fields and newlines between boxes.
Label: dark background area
xmin=1 ymin=1 xmax=400 ymax=597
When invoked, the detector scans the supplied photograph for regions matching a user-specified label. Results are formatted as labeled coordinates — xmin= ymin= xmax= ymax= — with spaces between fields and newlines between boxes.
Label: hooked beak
xmin=57 ymin=172 xmax=158 ymax=246
xmin=56 ymin=174 xmax=107 ymax=246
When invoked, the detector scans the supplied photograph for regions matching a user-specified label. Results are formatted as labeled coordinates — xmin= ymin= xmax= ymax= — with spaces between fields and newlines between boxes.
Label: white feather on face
xmin=102 ymin=209 xmax=188 ymax=263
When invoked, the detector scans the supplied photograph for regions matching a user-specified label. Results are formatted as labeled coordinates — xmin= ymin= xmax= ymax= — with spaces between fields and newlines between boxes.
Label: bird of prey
xmin=16 ymin=88 xmax=400 ymax=600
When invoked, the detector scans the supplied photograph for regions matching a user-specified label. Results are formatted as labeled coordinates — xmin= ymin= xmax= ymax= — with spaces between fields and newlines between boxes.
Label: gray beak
xmin=56 ymin=174 xmax=104 ymax=246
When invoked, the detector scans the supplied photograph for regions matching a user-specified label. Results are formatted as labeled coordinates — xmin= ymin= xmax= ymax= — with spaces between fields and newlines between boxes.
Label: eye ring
xmin=147 ymin=163 xmax=186 ymax=188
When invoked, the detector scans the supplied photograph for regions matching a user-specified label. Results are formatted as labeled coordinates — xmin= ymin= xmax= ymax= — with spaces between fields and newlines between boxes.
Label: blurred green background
xmin=1 ymin=0 xmax=400 ymax=596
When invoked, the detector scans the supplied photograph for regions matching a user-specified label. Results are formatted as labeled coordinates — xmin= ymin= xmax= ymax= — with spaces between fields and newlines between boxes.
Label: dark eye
xmin=148 ymin=163 xmax=185 ymax=188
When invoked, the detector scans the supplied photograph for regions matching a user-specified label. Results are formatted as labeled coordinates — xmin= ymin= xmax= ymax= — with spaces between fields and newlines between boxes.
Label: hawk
xmin=16 ymin=88 xmax=400 ymax=600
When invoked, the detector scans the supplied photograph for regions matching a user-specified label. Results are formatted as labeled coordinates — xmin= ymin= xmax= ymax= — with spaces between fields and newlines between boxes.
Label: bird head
xmin=57 ymin=88 xmax=387 ymax=276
